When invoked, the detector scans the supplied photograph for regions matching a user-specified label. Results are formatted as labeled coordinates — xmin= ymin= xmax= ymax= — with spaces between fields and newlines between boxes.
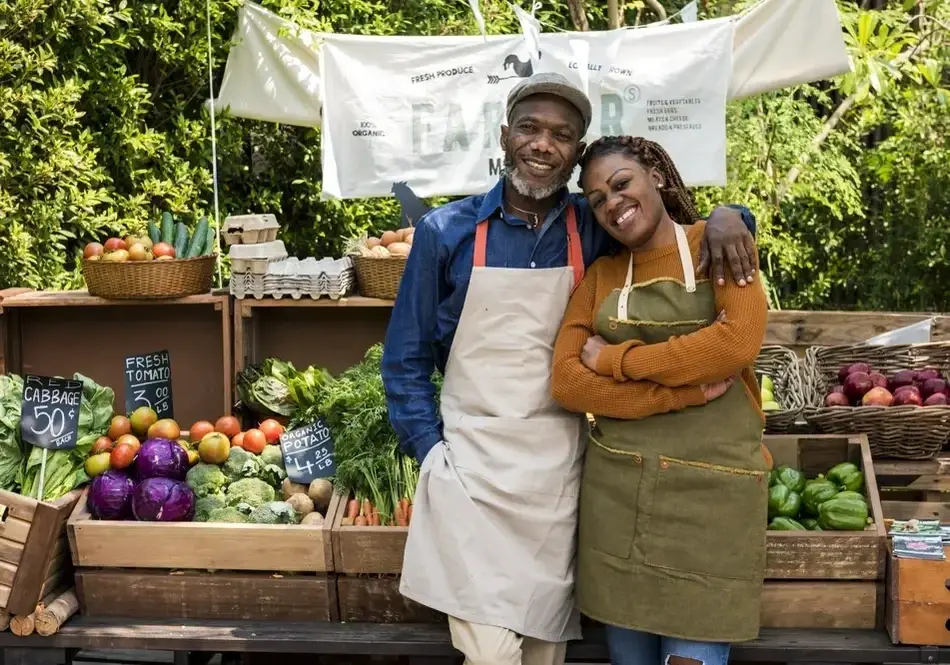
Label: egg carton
xmin=229 ymin=240 xmax=289 ymax=274
xmin=223 ymin=214 xmax=280 ymax=245
xmin=229 ymin=258 xmax=357 ymax=300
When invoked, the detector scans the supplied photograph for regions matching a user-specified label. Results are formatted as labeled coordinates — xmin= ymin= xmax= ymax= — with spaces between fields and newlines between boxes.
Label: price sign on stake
xmin=124 ymin=350 xmax=173 ymax=419
xmin=279 ymin=419 xmax=336 ymax=485
xmin=20 ymin=376 xmax=83 ymax=451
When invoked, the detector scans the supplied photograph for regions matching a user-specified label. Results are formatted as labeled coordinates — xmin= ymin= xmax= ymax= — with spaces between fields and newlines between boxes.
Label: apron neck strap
xmin=616 ymin=222 xmax=695 ymax=321
xmin=473 ymin=206 xmax=586 ymax=288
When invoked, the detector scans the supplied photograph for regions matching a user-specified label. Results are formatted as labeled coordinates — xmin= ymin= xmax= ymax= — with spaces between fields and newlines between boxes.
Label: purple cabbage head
xmin=132 ymin=477 xmax=195 ymax=522
xmin=88 ymin=470 xmax=136 ymax=520
xmin=136 ymin=438 xmax=189 ymax=481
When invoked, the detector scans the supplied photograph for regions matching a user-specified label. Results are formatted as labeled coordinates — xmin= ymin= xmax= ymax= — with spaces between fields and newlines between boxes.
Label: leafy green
xmin=0 ymin=375 xmax=24 ymax=492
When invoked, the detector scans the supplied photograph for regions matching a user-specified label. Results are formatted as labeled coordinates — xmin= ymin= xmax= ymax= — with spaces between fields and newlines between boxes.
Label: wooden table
xmin=0 ymin=619 xmax=945 ymax=665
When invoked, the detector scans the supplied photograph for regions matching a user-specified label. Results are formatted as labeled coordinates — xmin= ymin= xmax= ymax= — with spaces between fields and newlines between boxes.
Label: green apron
xmin=576 ymin=223 xmax=768 ymax=643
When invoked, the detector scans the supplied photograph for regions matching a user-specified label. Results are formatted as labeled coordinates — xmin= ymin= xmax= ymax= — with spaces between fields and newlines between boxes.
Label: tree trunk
xmin=567 ymin=0 xmax=590 ymax=31
xmin=643 ymin=0 xmax=668 ymax=20
xmin=608 ymin=0 xmax=620 ymax=29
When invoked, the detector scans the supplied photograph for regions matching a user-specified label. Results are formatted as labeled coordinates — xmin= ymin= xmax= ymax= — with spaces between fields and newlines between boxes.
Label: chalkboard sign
xmin=124 ymin=350 xmax=173 ymax=419
xmin=20 ymin=375 xmax=83 ymax=450
xmin=279 ymin=419 xmax=335 ymax=484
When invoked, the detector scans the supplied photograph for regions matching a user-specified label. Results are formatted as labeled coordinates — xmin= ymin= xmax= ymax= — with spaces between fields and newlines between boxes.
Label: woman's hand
xmin=701 ymin=375 xmax=737 ymax=402
xmin=581 ymin=335 xmax=609 ymax=373
xmin=698 ymin=207 xmax=757 ymax=287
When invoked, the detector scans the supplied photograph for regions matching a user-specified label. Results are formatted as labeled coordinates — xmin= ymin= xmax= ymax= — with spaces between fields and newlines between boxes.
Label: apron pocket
xmin=579 ymin=436 xmax=644 ymax=560
xmin=644 ymin=455 xmax=767 ymax=581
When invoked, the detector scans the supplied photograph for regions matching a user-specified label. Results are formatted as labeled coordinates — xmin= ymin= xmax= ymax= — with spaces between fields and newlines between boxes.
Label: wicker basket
xmin=754 ymin=345 xmax=805 ymax=433
xmin=82 ymin=255 xmax=216 ymax=300
xmin=352 ymin=255 xmax=407 ymax=300
xmin=802 ymin=342 xmax=950 ymax=459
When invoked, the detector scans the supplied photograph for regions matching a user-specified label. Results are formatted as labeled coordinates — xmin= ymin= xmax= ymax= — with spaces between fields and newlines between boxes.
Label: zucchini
xmin=147 ymin=220 xmax=161 ymax=245
xmin=160 ymin=212 xmax=174 ymax=245
xmin=203 ymin=224 xmax=216 ymax=256
xmin=173 ymin=222 xmax=189 ymax=258
xmin=185 ymin=217 xmax=209 ymax=258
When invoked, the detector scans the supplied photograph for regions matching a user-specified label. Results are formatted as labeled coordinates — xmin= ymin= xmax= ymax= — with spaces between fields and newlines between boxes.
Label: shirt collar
xmin=476 ymin=177 xmax=572 ymax=227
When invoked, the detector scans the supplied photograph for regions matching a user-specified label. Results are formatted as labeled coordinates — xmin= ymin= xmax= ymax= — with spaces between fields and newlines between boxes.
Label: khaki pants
xmin=448 ymin=616 xmax=567 ymax=665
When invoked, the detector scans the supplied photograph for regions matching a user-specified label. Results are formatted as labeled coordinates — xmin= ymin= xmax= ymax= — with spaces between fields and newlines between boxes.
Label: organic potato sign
xmin=20 ymin=375 xmax=82 ymax=450
xmin=279 ymin=419 xmax=335 ymax=484
xmin=124 ymin=350 xmax=173 ymax=419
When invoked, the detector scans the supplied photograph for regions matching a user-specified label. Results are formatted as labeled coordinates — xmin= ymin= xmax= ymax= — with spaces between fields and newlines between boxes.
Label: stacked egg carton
xmin=263 ymin=257 xmax=356 ymax=300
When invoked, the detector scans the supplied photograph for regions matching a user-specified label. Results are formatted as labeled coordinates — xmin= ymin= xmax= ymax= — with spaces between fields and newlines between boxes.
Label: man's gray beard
xmin=504 ymin=153 xmax=571 ymax=201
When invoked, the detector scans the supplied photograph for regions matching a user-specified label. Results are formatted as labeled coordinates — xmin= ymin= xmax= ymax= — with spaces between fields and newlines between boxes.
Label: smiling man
xmin=381 ymin=72 xmax=758 ymax=665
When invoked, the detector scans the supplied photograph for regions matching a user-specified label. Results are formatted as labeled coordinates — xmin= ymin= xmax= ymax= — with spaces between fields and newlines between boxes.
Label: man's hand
xmin=701 ymin=375 xmax=737 ymax=402
xmin=581 ymin=335 xmax=609 ymax=373
xmin=697 ymin=206 xmax=756 ymax=287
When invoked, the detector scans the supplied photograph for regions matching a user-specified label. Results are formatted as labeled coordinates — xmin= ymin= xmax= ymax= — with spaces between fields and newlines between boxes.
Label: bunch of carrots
xmin=344 ymin=495 xmax=413 ymax=527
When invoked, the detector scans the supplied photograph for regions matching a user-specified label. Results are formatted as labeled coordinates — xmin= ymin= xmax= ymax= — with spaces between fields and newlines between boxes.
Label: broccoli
xmin=248 ymin=501 xmax=300 ymax=525
xmin=222 ymin=446 xmax=260 ymax=482
xmin=260 ymin=445 xmax=284 ymax=468
xmin=259 ymin=463 xmax=287 ymax=491
xmin=186 ymin=463 xmax=228 ymax=499
xmin=208 ymin=507 xmax=250 ymax=523
xmin=194 ymin=494 xmax=226 ymax=522
xmin=224 ymin=477 xmax=275 ymax=509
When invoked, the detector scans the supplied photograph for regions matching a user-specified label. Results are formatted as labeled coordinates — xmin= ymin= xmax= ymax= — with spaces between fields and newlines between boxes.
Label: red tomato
xmin=231 ymin=432 xmax=245 ymax=448
xmin=242 ymin=428 xmax=267 ymax=454
xmin=214 ymin=416 xmax=241 ymax=439
xmin=91 ymin=436 xmax=114 ymax=455
xmin=258 ymin=419 xmax=283 ymax=445
xmin=110 ymin=442 xmax=137 ymax=470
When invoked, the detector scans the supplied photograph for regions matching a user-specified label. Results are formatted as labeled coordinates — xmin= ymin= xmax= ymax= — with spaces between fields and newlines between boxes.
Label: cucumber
xmin=160 ymin=212 xmax=174 ymax=245
xmin=203 ymin=224 xmax=216 ymax=256
xmin=173 ymin=222 xmax=189 ymax=259
xmin=185 ymin=217 xmax=209 ymax=258
xmin=147 ymin=220 xmax=160 ymax=245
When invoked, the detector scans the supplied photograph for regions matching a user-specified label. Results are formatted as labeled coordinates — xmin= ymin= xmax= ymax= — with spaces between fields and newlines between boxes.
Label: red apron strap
xmin=473 ymin=219 xmax=489 ymax=268
xmin=565 ymin=205 xmax=585 ymax=288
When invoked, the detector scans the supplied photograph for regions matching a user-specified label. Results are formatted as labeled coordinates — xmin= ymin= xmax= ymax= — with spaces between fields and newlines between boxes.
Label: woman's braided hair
xmin=577 ymin=135 xmax=700 ymax=226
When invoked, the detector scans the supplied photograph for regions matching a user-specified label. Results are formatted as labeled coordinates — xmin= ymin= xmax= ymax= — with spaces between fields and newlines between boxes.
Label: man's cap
xmin=506 ymin=72 xmax=592 ymax=134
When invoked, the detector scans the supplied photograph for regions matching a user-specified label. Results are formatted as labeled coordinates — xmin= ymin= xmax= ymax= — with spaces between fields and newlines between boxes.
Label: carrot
xmin=354 ymin=515 xmax=368 ymax=526
xmin=369 ymin=510 xmax=381 ymax=526
xmin=362 ymin=499 xmax=372 ymax=518
xmin=399 ymin=498 xmax=410 ymax=518
xmin=394 ymin=504 xmax=408 ymax=527
xmin=346 ymin=499 xmax=360 ymax=520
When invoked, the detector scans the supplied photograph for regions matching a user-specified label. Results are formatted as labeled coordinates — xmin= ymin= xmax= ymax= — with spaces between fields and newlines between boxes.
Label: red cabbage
xmin=132 ymin=477 xmax=195 ymax=521
xmin=88 ymin=470 xmax=135 ymax=520
xmin=136 ymin=438 xmax=188 ymax=481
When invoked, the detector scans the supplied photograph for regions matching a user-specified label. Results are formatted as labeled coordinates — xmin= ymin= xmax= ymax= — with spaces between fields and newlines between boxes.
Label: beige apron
xmin=576 ymin=223 xmax=768 ymax=643
xmin=400 ymin=207 xmax=587 ymax=643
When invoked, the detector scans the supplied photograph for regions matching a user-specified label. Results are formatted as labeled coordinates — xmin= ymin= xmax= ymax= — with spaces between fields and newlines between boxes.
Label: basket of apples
xmin=803 ymin=342 xmax=950 ymax=459
xmin=82 ymin=214 xmax=217 ymax=300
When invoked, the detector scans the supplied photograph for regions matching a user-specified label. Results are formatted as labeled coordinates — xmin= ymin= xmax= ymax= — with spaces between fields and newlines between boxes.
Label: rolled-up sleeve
xmin=381 ymin=217 xmax=445 ymax=463
xmin=726 ymin=204 xmax=757 ymax=237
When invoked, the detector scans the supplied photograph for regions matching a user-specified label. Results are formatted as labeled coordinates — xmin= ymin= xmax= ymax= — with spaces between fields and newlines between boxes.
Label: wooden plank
xmin=239 ymin=297 xmax=394 ymax=313
xmin=0 ymin=537 xmax=24 ymax=567
xmin=5 ymin=496 xmax=69 ymax=615
xmin=874 ymin=458 xmax=950 ymax=477
xmin=0 ymin=560 xmax=17 ymax=587
xmin=760 ymin=581 xmax=879 ymax=629
xmin=337 ymin=575 xmax=444 ymax=623
xmin=0 ymin=582 xmax=10 ymax=608
xmin=0 ymin=516 xmax=32 ymax=544
xmin=0 ymin=491 xmax=39 ymax=523
xmin=0 ymin=291 xmax=227 ymax=308
xmin=882 ymin=500 xmax=950 ymax=521
xmin=69 ymin=492 xmax=331 ymax=572
xmin=889 ymin=548 xmax=950 ymax=603
xmin=332 ymin=489 xmax=408 ymax=574
xmin=887 ymin=599 xmax=950 ymax=646
xmin=764 ymin=310 xmax=950 ymax=353
xmin=76 ymin=569 xmax=335 ymax=622
xmin=220 ymin=294 xmax=233 ymax=418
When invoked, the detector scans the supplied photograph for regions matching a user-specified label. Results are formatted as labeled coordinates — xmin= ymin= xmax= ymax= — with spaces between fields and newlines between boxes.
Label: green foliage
xmin=1 ymin=0 xmax=949 ymax=313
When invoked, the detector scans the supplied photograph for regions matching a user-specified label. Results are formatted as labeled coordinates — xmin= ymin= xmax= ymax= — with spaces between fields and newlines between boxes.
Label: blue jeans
xmin=604 ymin=625 xmax=731 ymax=665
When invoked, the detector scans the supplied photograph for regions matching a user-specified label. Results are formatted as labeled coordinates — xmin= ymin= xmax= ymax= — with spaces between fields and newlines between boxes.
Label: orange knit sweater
xmin=552 ymin=221 xmax=768 ymax=421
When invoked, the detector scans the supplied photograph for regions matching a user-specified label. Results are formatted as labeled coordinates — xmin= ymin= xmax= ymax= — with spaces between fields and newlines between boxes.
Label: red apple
xmin=893 ymin=390 xmax=923 ymax=406
xmin=825 ymin=392 xmax=850 ymax=407
xmin=894 ymin=384 xmax=921 ymax=398
xmin=924 ymin=393 xmax=948 ymax=406
xmin=844 ymin=372 xmax=873 ymax=403
xmin=869 ymin=372 xmax=888 ymax=390
xmin=922 ymin=378 xmax=949 ymax=399
xmin=829 ymin=384 xmax=846 ymax=394
xmin=888 ymin=369 xmax=916 ymax=392
xmin=916 ymin=368 xmax=941 ymax=383
xmin=83 ymin=242 xmax=104 ymax=259
xmin=104 ymin=237 xmax=127 ymax=252
xmin=862 ymin=387 xmax=894 ymax=407
xmin=839 ymin=362 xmax=872 ymax=382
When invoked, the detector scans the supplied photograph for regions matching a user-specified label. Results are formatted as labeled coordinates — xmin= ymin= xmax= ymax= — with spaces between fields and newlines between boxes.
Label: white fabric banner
xmin=212 ymin=0 xmax=850 ymax=199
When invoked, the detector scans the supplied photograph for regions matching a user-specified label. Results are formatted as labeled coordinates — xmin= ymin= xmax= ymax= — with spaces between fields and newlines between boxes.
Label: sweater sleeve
xmin=551 ymin=262 xmax=708 ymax=419
xmin=596 ymin=244 xmax=768 ymax=388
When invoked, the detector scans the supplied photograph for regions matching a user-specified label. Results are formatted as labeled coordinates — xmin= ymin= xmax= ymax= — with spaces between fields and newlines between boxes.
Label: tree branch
xmin=643 ymin=0 xmax=668 ymax=20
xmin=566 ymin=0 xmax=590 ymax=31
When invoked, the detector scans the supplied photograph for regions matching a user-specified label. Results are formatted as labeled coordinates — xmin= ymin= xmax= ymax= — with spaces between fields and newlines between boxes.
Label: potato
xmin=366 ymin=237 xmax=382 ymax=249
xmin=281 ymin=478 xmax=308 ymax=501
xmin=380 ymin=230 xmax=398 ymax=247
xmin=287 ymin=493 xmax=315 ymax=517
xmin=387 ymin=241 xmax=411 ymax=257
xmin=301 ymin=512 xmax=324 ymax=526
xmin=308 ymin=478 xmax=334 ymax=511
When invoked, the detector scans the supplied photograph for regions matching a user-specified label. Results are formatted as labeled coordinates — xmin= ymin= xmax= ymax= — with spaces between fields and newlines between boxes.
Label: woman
xmin=551 ymin=136 xmax=770 ymax=665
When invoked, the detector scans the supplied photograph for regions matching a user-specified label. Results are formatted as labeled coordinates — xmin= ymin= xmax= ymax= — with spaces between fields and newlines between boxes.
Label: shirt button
xmin=530 ymin=261 xmax=536 ymax=268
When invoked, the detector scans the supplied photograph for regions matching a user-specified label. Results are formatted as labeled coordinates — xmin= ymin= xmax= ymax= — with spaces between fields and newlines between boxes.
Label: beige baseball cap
xmin=506 ymin=72 xmax=592 ymax=133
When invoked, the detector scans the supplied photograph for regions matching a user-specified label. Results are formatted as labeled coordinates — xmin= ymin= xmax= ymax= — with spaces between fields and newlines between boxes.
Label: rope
xmin=205 ymin=0 xmax=223 ymax=287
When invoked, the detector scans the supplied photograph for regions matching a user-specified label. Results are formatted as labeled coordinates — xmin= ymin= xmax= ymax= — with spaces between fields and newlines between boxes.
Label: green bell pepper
xmin=769 ymin=517 xmax=807 ymax=531
xmin=835 ymin=490 xmax=866 ymax=503
xmin=801 ymin=479 xmax=839 ymax=516
xmin=826 ymin=462 xmax=865 ymax=492
xmin=768 ymin=484 xmax=802 ymax=519
xmin=817 ymin=497 xmax=869 ymax=531
xmin=774 ymin=465 xmax=806 ymax=492
xmin=769 ymin=469 xmax=780 ymax=487
xmin=800 ymin=518 xmax=822 ymax=531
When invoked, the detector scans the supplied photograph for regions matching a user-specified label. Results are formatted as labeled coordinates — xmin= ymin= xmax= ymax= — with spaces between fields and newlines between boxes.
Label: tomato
xmin=242 ymin=428 xmax=267 ymax=454
xmin=189 ymin=420 xmax=215 ymax=442
xmin=91 ymin=436 xmax=114 ymax=455
xmin=231 ymin=432 xmax=245 ymax=449
xmin=258 ymin=419 xmax=283 ymax=445
xmin=214 ymin=416 xmax=241 ymax=439
xmin=110 ymin=442 xmax=137 ymax=470
xmin=107 ymin=415 xmax=131 ymax=441
xmin=115 ymin=434 xmax=141 ymax=451
xmin=84 ymin=452 xmax=112 ymax=478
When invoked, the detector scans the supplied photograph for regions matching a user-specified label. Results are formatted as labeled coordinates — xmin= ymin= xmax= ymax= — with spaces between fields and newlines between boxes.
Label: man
xmin=381 ymin=72 xmax=757 ymax=665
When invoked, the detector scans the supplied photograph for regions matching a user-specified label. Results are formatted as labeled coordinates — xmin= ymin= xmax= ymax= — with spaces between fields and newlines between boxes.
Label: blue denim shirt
xmin=381 ymin=178 xmax=756 ymax=463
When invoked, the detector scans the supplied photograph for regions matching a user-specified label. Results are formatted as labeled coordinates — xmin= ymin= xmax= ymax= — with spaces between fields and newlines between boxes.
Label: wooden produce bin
xmin=0 ymin=290 xmax=232 ymax=427
xmin=235 ymin=297 xmax=392 ymax=377
xmin=763 ymin=434 xmax=886 ymax=630
xmin=0 ymin=489 xmax=82 ymax=617
xmin=67 ymin=491 xmax=339 ymax=621
xmin=886 ymin=543 xmax=950 ymax=645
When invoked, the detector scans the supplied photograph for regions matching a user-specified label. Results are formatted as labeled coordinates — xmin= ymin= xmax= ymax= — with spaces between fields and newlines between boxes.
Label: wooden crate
xmin=0 ymin=489 xmax=82 ymax=615
xmin=68 ymin=491 xmax=339 ymax=621
xmin=0 ymin=290 xmax=232 ymax=427
xmin=873 ymin=457 xmax=950 ymax=522
xmin=886 ymin=543 xmax=950 ymax=645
